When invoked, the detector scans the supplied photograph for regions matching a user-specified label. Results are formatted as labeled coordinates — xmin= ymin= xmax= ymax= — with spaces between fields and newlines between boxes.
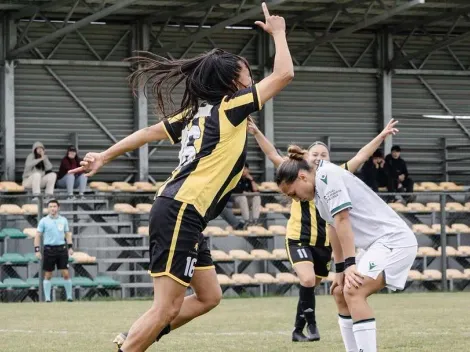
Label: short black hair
xmin=373 ymin=150 xmax=383 ymax=158
xmin=244 ymin=162 xmax=249 ymax=168
xmin=391 ymin=145 xmax=401 ymax=152
xmin=47 ymin=199 xmax=60 ymax=207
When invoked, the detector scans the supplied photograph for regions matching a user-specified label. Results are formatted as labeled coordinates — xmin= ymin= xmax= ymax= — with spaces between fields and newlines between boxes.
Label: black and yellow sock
xmin=294 ymin=297 xmax=306 ymax=331
xmin=299 ymin=285 xmax=316 ymax=325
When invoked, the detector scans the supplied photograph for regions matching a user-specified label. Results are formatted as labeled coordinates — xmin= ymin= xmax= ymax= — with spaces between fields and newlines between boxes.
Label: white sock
xmin=353 ymin=319 xmax=377 ymax=352
xmin=338 ymin=315 xmax=358 ymax=352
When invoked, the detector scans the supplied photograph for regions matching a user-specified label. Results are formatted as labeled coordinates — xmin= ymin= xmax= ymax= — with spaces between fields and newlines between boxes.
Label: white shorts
xmin=357 ymin=241 xmax=417 ymax=291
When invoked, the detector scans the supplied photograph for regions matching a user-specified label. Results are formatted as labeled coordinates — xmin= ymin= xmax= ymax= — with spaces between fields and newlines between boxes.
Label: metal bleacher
xmin=1 ymin=180 xmax=470 ymax=301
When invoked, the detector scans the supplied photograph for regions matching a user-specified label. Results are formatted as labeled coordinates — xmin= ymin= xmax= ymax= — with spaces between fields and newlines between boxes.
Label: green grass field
xmin=1 ymin=292 xmax=469 ymax=351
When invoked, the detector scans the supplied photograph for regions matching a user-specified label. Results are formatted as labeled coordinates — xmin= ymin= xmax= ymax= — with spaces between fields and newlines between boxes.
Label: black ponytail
xmin=127 ymin=49 xmax=251 ymax=124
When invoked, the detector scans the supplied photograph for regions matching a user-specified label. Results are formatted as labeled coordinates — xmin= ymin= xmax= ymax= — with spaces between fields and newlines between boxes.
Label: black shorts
xmin=286 ymin=239 xmax=332 ymax=278
xmin=148 ymin=197 xmax=214 ymax=287
xmin=43 ymin=245 xmax=69 ymax=272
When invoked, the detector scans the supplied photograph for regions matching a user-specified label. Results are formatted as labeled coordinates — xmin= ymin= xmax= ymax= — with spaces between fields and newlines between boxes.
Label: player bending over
xmin=275 ymin=148 xmax=417 ymax=352
xmin=248 ymin=119 xmax=399 ymax=342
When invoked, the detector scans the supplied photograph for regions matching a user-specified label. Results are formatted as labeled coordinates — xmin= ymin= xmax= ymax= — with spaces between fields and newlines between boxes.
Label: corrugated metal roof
xmin=1 ymin=0 xmax=469 ymax=31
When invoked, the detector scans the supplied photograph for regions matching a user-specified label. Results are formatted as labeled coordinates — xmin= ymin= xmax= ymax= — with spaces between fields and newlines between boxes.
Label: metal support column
xmin=378 ymin=29 xmax=393 ymax=154
xmin=1 ymin=18 xmax=16 ymax=181
xmin=133 ymin=22 xmax=149 ymax=181
xmin=439 ymin=194 xmax=447 ymax=291
xmin=259 ymin=32 xmax=275 ymax=181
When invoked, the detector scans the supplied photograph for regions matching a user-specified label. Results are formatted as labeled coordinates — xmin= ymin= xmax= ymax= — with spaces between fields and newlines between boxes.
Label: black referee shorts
xmin=148 ymin=197 xmax=214 ymax=287
xmin=43 ymin=244 xmax=69 ymax=272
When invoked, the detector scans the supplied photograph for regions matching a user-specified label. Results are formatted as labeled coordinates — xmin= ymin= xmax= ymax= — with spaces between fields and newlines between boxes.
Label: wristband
xmin=34 ymin=246 xmax=40 ymax=253
xmin=344 ymin=257 xmax=356 ymax=268
xmin=67 ymin=244 xmax=73 ymax=250
xmin=335 ymin=262 xmax=345 ymax=273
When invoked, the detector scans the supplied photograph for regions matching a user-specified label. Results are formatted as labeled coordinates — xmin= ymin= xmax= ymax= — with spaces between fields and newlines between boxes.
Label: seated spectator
xmin=22 ymin=141 xmax=56 ymax=200
xmin=219 ymin=199 xmax=246 ymax=230
xmin=385 ymin=145 xmax=414 ymax=200
xmin=233 ymin=163 xmax=261 ymax=226
xmin=361 ymin=150 xmax=389 ymax=192
xmin=56 ymin=146 xmax=88 ymax=199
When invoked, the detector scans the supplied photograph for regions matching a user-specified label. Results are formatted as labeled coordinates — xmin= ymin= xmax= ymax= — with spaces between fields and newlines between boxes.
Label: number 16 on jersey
xmin=184 ymin=257 xmax=197 ymax=277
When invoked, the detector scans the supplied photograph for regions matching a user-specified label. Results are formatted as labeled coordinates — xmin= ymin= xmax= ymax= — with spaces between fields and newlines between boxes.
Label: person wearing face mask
xmin=56 ymin=146 xmax=88 ymax=199
xmin=248 ymin=119 xmax=399 ymax=343
xmin=22 ymin=141 xmax=57 ymax=200
xmin=275 ymin=147 xmax=417 ymax=352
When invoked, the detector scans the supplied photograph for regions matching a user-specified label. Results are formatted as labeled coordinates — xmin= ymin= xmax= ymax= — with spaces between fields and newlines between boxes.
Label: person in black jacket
xmin=385 ymin=145 xmax=414 ymax=200
xmin=361 ymin=150 xmax=389 ymax=192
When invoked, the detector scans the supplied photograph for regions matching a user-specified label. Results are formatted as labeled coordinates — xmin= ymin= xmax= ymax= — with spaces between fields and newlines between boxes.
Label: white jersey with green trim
xmin=314 ymin=160 xmax=417 ymax=250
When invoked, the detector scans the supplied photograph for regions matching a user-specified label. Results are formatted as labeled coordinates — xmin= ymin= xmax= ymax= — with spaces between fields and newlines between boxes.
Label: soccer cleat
xmin=113 ymin=332 xmax=127 ymax=349
xmin=292 ymin=329 xmax=310 ymax=342
xmin=306 ymin=324 xmax=320 ymax=341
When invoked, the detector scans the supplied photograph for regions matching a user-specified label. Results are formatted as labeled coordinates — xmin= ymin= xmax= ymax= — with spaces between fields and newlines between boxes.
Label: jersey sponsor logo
xmin=369 ymin=261 xmax=377 ymax=271
xmin=194 ymin=242 xmax=199 ymax=252
xmin=323 ymin=189 xmax=341 ymax=203
xmin=320 ymin=174 xmax=328 ymax=185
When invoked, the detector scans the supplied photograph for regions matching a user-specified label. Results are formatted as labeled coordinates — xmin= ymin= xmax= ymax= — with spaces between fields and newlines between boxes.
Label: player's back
xmin=315 ymin=161 xmax=416 ymax=250
xmin=158 ymin=84 xmax=262 ymax=222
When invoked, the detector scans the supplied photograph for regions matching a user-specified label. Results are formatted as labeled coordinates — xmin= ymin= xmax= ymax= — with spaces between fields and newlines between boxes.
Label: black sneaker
xmin=306 ymin=324 xmax=320 ymax=341
xmin=67 ymin=299 xmax=73 ymax=302
xmin=292 ymin=329 xmax=310 ymax=342
xmin=113 ymin=332 xmax=127 ymax=349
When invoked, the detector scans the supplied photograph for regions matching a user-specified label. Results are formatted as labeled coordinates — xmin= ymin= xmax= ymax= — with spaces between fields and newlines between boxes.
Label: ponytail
xmin=127 ymin=49 xmax=251 ymax=125
xmin=275 ymin=145 xmax=312 ymax=185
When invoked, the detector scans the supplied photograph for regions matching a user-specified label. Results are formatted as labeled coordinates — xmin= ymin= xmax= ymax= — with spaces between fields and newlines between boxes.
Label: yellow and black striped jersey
xmin=158 ymin=84 xmax=262 ymax=222
xmin=286 ymin=162 xmax=349 ymax=246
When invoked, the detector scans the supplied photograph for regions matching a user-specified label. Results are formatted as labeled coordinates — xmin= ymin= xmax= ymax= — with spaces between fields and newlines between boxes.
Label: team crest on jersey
xmin=194 ymin=242 xmax=199 ymax=251
xmin=57 ymin=223 xmax=64 ymax=231
xmin=369 ymin=261 xmax=377 ymax=270
xmin=320 ymin=174 xmax=328 ymax=185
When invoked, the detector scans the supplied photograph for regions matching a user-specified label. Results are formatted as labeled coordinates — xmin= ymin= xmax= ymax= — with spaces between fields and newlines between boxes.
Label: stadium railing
xmin=1 ymin=182 xmax=470 ymax=301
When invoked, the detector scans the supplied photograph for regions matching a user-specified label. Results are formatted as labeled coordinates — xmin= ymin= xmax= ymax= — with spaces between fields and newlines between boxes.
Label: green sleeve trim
xmin=331 ymin=202 xmax=352 ymax=216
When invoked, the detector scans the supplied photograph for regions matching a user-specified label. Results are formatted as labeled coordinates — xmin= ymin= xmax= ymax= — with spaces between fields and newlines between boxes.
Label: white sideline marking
xmin=0 ymin=329 xmax=291 ymax=337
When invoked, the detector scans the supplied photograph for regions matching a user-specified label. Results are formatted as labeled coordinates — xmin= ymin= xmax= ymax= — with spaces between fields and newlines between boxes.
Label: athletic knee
xmin=151 ymin=304 xmax=181 ymax=324
xmin=332 ymin=286 xmax=348 ymax=307
xmin=200 ymin=286 xmax=222 ymax=310
xmin=299 ymin=276 xmax=316 ymax=288
xmin=343 ymin=285 xmax=365 ymax=304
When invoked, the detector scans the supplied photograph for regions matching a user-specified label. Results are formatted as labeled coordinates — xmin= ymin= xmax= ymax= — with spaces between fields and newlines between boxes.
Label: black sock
xmin=299 ymin=285 xmax=316 ymax=326
xmin=294 ymin=297 xmax=306 ymax=331
xmin=155 ymin=324 xmax=171 ymax=342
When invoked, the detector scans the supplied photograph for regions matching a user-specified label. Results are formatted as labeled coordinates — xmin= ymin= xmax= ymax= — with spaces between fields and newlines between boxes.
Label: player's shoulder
xmin=58 ymin=215 xmax=68 ymax=222
xmin=316 ymin=160 xmax=341 ymax=175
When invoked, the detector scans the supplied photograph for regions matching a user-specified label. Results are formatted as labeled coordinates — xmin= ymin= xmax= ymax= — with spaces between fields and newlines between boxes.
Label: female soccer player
xmin=248 ymin=119 xmax=399 ymax=342
xmin=275 ymin=147 xmax=418 ymax=352
xmin=70 ymin=4 xmax=293 ymax=352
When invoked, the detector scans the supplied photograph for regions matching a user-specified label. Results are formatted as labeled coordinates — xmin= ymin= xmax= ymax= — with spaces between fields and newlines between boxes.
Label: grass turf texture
xmin=1 ymin=292 xmax=468 ymax=351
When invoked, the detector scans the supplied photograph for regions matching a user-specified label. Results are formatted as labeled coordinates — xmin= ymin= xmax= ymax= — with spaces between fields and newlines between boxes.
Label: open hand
xmin=330 ymin=272 xmax=344 ymax=295
xmin=247 ymin=118 xmax=260 ymax=136
xmin=344 ymin=265 xmax=364 ymax=289
xmin=380 ymin=119 xmax=399 ymax=139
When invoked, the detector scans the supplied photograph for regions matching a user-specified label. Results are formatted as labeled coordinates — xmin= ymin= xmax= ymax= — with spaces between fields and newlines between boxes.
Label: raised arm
xmin=255 ymin=3 xmax=294 ymax=106
xmin=247 ymin=119 xmax=284 ymax=168
xmin=346 ymin=119 xmax=399 ymax=173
